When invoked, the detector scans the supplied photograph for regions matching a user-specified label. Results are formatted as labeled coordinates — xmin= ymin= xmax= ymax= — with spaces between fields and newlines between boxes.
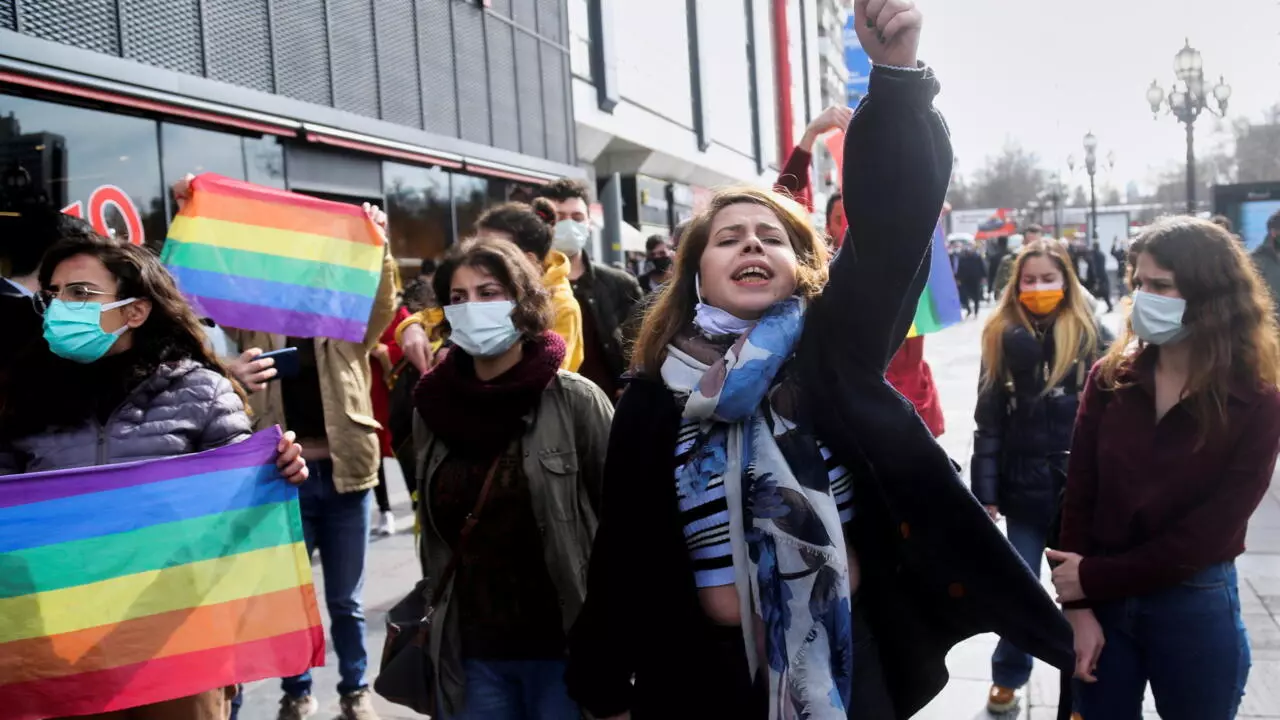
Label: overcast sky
xmin=914 ymin=0 xmax=1280 ymax=196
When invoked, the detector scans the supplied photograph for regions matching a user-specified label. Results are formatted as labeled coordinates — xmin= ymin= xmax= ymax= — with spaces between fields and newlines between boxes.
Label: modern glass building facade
xmin=0 ymin=0 xmax=579 ymax=273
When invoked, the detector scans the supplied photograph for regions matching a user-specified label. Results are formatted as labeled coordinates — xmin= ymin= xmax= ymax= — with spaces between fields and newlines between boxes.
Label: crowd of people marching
xmin=3 ymin=2 xmax=1280 ymax=720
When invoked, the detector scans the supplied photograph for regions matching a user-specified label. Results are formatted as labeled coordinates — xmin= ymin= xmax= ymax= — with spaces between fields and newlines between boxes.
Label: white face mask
xmin=552 ymin=219 xmax=590 ymax=256
xmin=443 ymin=301 xmax=521 ymax=357
xmin=1130 ymin=290 xmax=1189 ymax=345
xmin=692 ymin=273 xmax=754 ymax=336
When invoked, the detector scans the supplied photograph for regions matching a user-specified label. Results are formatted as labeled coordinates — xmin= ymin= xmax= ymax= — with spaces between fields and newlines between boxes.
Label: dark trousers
xmin=281 ymin=460 xmax=373 ymax=698
xmin=959 ymin=281 xmax=982 ymax=316
xmin=991 ymin=519 xmax=1048 ymax=689
xmin=1076 ymin=562 xmax=1249 ymax=719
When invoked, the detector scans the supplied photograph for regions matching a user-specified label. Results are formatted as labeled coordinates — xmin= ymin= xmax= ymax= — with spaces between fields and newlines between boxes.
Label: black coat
xmin=571 ymin=255 xmax=643 ymax=381
xmin=971 ymin=325 xmax=1097 ymax=527
xmin=0 ymin=286 xmax=42 ymax=386
xmin=956 ymin=249 xmax=986 ymax=287
xmin=565 ymin=65 xmax=1073 ymax=720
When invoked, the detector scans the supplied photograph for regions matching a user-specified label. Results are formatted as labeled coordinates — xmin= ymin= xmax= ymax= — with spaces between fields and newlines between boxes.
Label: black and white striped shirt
xmin=675 ymin=418 xmax=854 ymax=588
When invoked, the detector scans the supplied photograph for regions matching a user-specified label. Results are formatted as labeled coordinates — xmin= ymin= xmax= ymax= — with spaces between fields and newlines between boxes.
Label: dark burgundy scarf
xmin=414 ymin=332 xmax=565 ymax=460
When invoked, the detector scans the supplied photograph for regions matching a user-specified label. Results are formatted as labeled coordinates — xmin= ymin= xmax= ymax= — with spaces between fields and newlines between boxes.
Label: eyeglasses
xmin=31 ymin=285 xmax=119 ymax=313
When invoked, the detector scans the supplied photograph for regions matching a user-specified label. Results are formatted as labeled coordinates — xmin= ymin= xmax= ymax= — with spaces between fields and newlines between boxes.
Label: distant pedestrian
xmin=986 ymin=235 xmax=1010 ymax=300
xmin=1053 ymin=217 xmax=1280 ymax=719
xmin=1251 ymin=209 xmax=1280 ymax=325
xmin=1087 ymin=241 xmax=1113 ymax=312
xmin=638 ymin=234 xmax=674 ymax=294
xmin=996 ymin=226 xmax=1045 ymax=299
xmin=956 ymin=243 xmax=986 ymax=317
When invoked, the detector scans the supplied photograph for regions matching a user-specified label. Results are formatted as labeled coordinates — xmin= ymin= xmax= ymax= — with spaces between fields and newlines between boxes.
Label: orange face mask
xmin=1019 ymin=288 xmax=1065 ymax=316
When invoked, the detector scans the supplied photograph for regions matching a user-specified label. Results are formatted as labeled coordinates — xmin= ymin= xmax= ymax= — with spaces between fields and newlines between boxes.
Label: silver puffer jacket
xmin=0 ymin=359 xmax=252 ymax=474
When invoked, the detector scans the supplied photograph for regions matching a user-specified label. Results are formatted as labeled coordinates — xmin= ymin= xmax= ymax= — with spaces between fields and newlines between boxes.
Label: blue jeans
xmin=1076 ymin=562 xmax=1250 ymax=719
xmin=441 ymin=660 xmax=579 ymax=720
xmin=281 ymin=460 xmax=373 ymax=698
xmin=991 ymin=518 xmax=1047 ymax=689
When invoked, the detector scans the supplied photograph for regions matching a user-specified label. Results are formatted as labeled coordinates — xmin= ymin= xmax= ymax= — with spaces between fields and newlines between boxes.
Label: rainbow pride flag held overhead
xmin=161 ymin=173 xmax=384 ymax=342
xmin=906 ymin=220 xmax=964 ymax=338
xmin=0 ymin=428 xmax=324 ymax=720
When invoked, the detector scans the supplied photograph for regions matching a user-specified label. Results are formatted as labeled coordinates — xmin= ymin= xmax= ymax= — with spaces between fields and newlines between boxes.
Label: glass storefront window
xmin=0 ymin=93 xmax=164 ymax=251
xmin=453 ymin=174 xmax=490 ymax=240
xmin=243 ymin=136 xmax=286 ymax=189
xmin=160 ymin=122 xmax=247 ymax=218
xmin=489 ymin=179 xmax=540 ymax=205
xmin=383 ymin=161 xmax=453 ymax=274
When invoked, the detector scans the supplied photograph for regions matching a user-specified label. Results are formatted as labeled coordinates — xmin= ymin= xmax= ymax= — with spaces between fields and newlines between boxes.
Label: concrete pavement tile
xmin=1241 ymin=661 xmax=1280 ymax=717
xmin=1027 ymin=661 xmax=1063 ymax=709
xmin=1246 ymin=613 xmax=1280 ymax=653
xmin=1250 ymin=577 xmax=1280 ymax=596
xmin=1238 ymin=553 xmax=1280 ymax=580
xmin=1029 ymin=710 xmax=1159 ymax=720
xmin=1250 ymin=494 xmax=1280 ymax=528
xmin=913 ymin=676 xmax=1026 ymax=720
xmin=1248 ymin=526 xmax=1280 ymax=554
xmin=946 ymin=634 xmax=999 ymax=681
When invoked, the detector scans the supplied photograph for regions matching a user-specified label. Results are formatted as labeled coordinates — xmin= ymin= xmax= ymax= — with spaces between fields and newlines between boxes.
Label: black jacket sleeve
xmin=970 ymin=366 xmax=1006 ymax=506
xmin=803 ymin=65 xmax=952 ymax=375
xmin=565 ymin=382 xmax=681 ymax=717
xmin=797 ymin=66 xmax=1076 ymax=710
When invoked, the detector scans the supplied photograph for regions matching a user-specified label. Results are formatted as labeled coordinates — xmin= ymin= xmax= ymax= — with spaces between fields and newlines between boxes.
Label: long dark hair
xmin=1100 ymin=217 xmax=1280 ymax=442
xmin=1 ymin=233 xmax=244 ymax=438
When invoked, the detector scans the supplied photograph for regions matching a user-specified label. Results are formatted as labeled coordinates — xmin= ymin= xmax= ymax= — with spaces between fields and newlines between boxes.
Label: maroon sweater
xmin=1060 ymin=350 xmax=1280 ymax=603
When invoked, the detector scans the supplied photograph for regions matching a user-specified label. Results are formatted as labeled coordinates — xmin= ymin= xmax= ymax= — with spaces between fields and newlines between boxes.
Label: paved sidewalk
xmin=241 ymin=303 xmax=1280 ymax=718
xmin=915 ymin=306 xmax=1280 ymax=719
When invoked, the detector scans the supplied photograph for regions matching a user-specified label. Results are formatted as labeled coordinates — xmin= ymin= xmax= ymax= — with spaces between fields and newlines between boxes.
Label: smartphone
xmin=257 ymin=346 xmax=300 ymax=380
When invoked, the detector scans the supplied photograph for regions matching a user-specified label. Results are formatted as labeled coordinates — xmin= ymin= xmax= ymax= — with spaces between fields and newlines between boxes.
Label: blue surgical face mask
xmin=444 ymin=300 xmax=522 ymax=358
xmin=1130 ymin=290 xmax=1189 ymax=345
xmin=43 ymin=297 xmax=138 ymax=363
xmin=552 ymin=219 xmax=590 ymax=256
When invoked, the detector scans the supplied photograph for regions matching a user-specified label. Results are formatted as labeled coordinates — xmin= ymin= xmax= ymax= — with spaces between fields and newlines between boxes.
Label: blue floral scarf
xmin=661 ymin=297 xmax=854 ymax=719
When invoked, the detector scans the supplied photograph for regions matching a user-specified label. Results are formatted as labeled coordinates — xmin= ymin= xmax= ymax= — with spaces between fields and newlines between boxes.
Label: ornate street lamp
xmin=1084 ymin=132 xmax=1099 ymax=241
xmin=1146 ymin=39 xmax=1231 ymax=214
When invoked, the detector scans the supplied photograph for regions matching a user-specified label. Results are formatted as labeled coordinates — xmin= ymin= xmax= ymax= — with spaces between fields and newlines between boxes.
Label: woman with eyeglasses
xmin=0 ymin=232 xmax=307 ymax=720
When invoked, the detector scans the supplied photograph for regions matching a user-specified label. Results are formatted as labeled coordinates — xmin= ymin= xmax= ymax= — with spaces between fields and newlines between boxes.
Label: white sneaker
xmin=378 ymin=511 xmax=397 ymax=536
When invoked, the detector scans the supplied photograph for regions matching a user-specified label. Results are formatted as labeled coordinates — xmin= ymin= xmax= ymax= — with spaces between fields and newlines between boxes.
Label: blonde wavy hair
xmin=980 ymin=239 xmax=1099 ymax=391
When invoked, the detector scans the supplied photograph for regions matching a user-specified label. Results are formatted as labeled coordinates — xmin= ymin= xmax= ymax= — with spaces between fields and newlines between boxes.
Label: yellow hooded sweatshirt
xmin=395 ymin=250 xmax=584 ymax=372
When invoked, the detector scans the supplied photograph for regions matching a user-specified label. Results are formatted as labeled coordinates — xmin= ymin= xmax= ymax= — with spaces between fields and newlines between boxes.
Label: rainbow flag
xmin=161 ymin=173 xmax=384 ymax=342
xmin=0 ymin=428 xmax=324 ymax=719
xmin=907 ymin=220 xmax=963 ymax=337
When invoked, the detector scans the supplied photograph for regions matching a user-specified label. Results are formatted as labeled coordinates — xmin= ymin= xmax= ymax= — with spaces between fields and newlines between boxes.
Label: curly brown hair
xmin=630 ymin=186 xmax=830 ymax=375
xmin=432 ymin=238 xmax=553 ymax=340
xmin=1100 ymin=216 xmax=1280 ymax=440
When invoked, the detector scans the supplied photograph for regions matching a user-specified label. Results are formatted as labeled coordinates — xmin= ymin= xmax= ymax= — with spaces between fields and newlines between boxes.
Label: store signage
xmin=61 ymin=184 xmax=146 ymax=246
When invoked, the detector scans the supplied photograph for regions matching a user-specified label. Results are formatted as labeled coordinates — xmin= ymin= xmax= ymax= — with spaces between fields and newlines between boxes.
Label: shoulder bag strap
xmin=427 ymin=455 xmax=502 ymax=608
